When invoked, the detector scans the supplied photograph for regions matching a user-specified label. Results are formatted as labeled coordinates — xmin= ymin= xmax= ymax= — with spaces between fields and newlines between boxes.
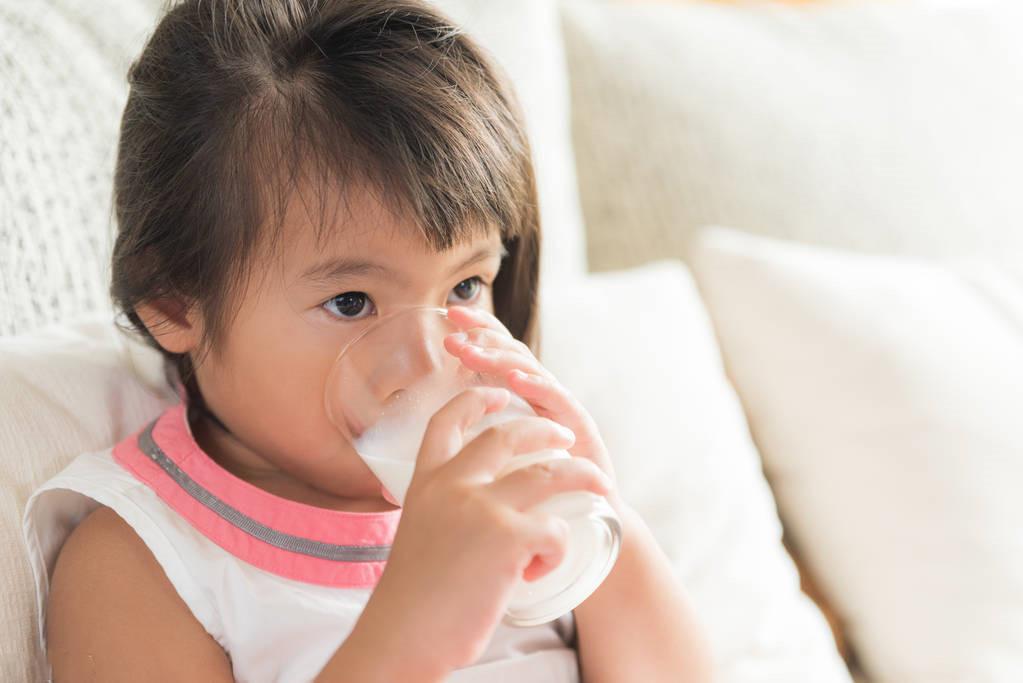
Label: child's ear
xmin=135 ymin=298 xmax=203 ymax=354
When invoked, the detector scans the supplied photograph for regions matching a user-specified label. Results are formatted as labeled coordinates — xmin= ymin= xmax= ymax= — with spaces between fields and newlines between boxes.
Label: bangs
xmin=220 ymin=4 xmax=532 ymax=272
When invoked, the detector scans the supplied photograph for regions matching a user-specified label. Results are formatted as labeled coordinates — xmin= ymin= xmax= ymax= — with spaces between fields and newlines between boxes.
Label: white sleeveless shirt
xmin=21 ymin=403 xmax=579 ymax=682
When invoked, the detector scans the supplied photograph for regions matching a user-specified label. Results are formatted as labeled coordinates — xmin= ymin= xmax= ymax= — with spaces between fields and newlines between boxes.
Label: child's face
xmin=151 ymin=181 xmax=506 ymax=504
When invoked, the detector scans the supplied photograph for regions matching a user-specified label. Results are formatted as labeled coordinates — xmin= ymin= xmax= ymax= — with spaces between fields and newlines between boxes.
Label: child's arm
xmin=47 ymin=506 xmax=236 ymax=682
xmin=573 ymin=502 xmax=715 ymax=683
xmin=50 ymin=505 xmax=420 ymax=682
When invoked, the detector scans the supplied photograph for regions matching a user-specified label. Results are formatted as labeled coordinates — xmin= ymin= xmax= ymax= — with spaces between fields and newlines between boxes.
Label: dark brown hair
xmin=111 ymin=0 xmax=543 ymax=403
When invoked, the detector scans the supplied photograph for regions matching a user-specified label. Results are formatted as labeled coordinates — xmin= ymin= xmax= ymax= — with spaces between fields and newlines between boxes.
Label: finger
xmin=505 ymin=370 xmax=606 ymax=463
xmin=443 ymin=416 xmax=576 ymax=482
xmin=451 ymin=344 xmax=550 ymax=381
xmin=446 ymin=305 xmax=513 ymax=337
xmin=506 ymin=370 xmax=588 ymax=425
xmin=487 ymin=456 xmax=612 ymax=511
xmin=413 ymin=386 xmax=511 ymax=480
xmin=444 ymin=326 xmax=534 ymax=360
xmin=518 ymin=512 xmax=572 ymax=583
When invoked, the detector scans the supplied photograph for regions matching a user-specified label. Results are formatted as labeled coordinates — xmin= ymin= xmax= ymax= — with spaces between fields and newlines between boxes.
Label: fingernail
xmin=449 ymin=332 xmax=468 ymax=343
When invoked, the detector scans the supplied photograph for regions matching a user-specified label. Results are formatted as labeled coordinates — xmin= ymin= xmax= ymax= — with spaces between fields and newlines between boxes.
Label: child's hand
xmin=443 ymin=305 xmax=625 ymax=515
xmin=353 ymin=386 xmax=612 ymax=677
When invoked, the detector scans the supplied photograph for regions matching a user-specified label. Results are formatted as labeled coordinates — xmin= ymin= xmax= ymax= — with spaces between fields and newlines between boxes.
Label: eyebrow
xmin=301 ymin=243 xmax=509 ymax=286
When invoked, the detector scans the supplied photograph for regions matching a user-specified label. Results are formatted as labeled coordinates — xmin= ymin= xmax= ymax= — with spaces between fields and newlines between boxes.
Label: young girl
xmin=22 ymin=1 xmax=713 ymax=680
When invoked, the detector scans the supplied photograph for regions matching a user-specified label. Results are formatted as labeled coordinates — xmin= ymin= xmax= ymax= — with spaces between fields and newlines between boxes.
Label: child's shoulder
xmin=50 ymin=504 xmax=173 ymax=615
xmin=23 ymin=429 xmax=236 ymax=678
xmin=46 ymin=504 xmax=233 ymax=681
xmin=55 ymin=504 xmax=158 ymax=581
xmin=50 ymin=504 xmax=161 ymax=610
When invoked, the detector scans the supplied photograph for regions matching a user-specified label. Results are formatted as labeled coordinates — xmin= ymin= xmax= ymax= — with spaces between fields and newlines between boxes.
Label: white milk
xmin=353 ymin=391 xmax=568 ymax=504
xmin=352 ymin=382 xmax=464 ymax=505
xmin=352 ymin=390 xmax=620 ymax=626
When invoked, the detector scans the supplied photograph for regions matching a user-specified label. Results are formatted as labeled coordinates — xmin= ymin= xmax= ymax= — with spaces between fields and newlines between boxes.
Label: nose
xmin=371 ymin=309 xmax=455 ymax=406
xmin=326 ymin=307 xmax=461 ymax=440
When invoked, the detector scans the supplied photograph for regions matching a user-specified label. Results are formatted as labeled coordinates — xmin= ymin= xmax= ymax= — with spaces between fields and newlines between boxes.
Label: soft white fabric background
xmin=0 ymin=0 xmax=161 ymax=335
xmin=560 ymin=0 xmax=1023 ymax=272
xmin=690 ymin=227 xmax=1023 ymax=683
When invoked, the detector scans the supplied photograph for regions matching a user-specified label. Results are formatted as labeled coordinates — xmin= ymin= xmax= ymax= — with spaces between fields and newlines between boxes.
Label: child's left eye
xmin=322 ymin=291 xmax=376 ymax=320
xmin=449 ymin=276 xmax=484 ymax=303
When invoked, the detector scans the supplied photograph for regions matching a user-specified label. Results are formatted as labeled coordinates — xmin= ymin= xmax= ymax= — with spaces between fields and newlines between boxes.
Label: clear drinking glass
xmin=324 ymin=305 xmax=621 ymax=627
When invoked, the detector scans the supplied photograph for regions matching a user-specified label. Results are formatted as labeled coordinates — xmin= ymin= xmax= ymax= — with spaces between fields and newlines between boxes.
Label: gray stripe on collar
xmin=137 ymin=419 xmax=391 ymax=562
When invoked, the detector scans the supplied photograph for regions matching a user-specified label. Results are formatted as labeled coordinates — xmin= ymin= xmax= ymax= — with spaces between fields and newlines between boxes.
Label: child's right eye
xmin=322 ymin=292 xmax=376 ymax=320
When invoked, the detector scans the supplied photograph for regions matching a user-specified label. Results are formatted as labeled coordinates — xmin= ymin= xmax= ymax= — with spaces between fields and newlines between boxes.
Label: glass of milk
xmin=324 ymin=305 xmax=622 ymax=627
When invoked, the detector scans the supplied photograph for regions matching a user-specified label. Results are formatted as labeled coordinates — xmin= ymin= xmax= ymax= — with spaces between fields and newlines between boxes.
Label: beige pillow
xmin=690 ymin=227 xmax=1023 ymax=683
xmin=561 ymin=0 xmax=1023 ymax=272
xmin=1 ymin=318 xmax=176 ymax=682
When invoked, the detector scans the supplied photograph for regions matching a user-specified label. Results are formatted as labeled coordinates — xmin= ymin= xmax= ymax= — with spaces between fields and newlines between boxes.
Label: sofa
xmin=3 ymin=0 xmax=1021 ymax=681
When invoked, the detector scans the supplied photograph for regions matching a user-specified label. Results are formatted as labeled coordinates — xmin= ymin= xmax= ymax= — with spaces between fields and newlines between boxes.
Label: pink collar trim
xmin=113 ymin=403 xmax=401 ymax=589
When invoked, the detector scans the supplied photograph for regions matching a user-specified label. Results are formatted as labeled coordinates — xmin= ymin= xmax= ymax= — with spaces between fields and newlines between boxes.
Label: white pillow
xmin=560 ymin=0 xmax=1023 ymax=273
xmin=0 ymin=0 xmax=162 ymax=336
xmin=0 ymin=0 xmax=587 ymax=336
xmin=0 ymin=318 xmax=177 ymax=683
xmin=2 ymin=263 xmax=852 ymax=682
xmin=690 ymin=227 xmax=1023 ymax=683
xmin=539 ymin=262 xmax=852 ymax=682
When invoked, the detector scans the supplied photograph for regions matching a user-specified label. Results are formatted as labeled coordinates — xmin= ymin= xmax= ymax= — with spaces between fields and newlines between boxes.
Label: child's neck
xmin=191 ymin=412 xmax=399 ymax=514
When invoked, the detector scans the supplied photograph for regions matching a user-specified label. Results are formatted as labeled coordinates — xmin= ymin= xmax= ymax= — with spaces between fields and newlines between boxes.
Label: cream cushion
xmin=690 ymin=227 xmax=1023 ymax=683
xmin=4 ymin=262 xmax=852 ymax=681
xmin=1 ymin=319 xmax=177 ymax=682
xmin=561 ymin=0 xmax=1023 ymax=272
